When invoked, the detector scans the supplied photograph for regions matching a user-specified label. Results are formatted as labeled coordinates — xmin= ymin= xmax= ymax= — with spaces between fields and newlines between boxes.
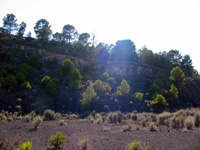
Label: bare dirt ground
xmin=0 ymin=119 xmax=200 ymax=150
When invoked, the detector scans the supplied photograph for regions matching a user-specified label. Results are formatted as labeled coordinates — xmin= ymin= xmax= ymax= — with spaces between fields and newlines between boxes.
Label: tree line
xmin=0 ymin=13 xmax=196 ymax=77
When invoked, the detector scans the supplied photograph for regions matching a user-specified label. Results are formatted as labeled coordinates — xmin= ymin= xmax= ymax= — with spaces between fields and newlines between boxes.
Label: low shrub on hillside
xmin=194 ymin=112 xmax=200 ymax=127
xmin=43 ymin=109 xmax=55 ymax=120
xmin=185 ymin=116 xmax=194 ymax=129
xmin=49 ymin=132 xmax=65 ymax=148
xmin=32 ymin=116 xmax=42 ymax=128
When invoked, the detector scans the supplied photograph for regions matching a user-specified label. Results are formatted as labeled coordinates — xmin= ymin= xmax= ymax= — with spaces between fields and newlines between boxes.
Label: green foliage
xmin=22 ymin=81 xmax=31 ymax=89
xmin=19 ymin=63 xmax=38 ymax=76
xmin=150 ymin=94 xmax=168 ymax=107
xmin=1 ymin=75 xmax=18 ymax=90
xmin=8 ymin=65 xmax=18 ymax=74
xmin=107 ymin=77 xmax=115 ymax=84
xmin=169 ymin=84 xmax=179 ymax=99
xmin=169 ymin=66 xmax=185 ymax=88
xmin=69 ymin=67 xmax=82 ymax=81
xmin=49 ymin=132 xmax=66 ymax=148
xmin=135 ymin=92 xmax=144 ymax=101
xmin=94 ymin=80 xmax=104 ymax=94
xmin=41 ymin=76 xmax=59 ymax=96
xmin=149 ymin=83 xmax=160 ymax=94
xmin=100 ymin=73 xmax=109 ymax=81
xmin=154 ymin=79 xmax=164 ymax=88
xmin=0 ymin=69 xmax=7 ymax=77
xmin=159 ymin=88 xmax=168 ymax=97
xmin=104 ymin=84 xmax=112 ymax=92
xmin=32 ymin=116 xmax=42 ymax=128
xmin=181 ymin=55 xmax=194 ymax=77
xmin=26 ymin=54 xmax=40 ymax=68
xmin=3 ymin=13 xmax=18 ymax=34
xmin=125 ymin=141 xmax=141 ymax=150
xmin=116 ymin=79 xmax=130 ymax=95
xmin=61 ymin=59 xmax=75 ymax=76
xmin=41 ymin=76 xmax=51 ymax=87
xmin=16 ymin=72 xmax=26 ymax=84
xmin=81 ymin=84 xmax=99 ymax=110
xmin=14 ymin=141 xmax=32 ymax=150
xmin=69 ymin=80 xmax=81 ymax=91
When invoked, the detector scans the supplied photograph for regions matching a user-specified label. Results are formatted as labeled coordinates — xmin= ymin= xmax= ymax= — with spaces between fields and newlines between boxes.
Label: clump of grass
xmin=170 ymin=116 xmax=182 ymax=129
xmin=122 ymin=125 xmax=132 ymax=132
xmin=78 ymin=139 xmax=88 ymax=150
xmin=185 ymin=116 xmax=194 ymax=130
xmin=43 ymin=109 xmax=55 ymax=120
xmin=55 ymin=113 xmax=62 ymax=120
xmin=158 ymin=112 xmax=172 ymax=125
xmin=95 ymin=118 xmax=103 ymax=124
xmin=194 ymin=112 xmax=200 ymax=127
xmin=32 ymin=116 xmax=42 ymax=128
xmin=24 ymin=115 xmax=31 ymax=122
xmin=102 ymin=126 xmax=110 ymax=132
xmin=29 ymin=111 xmax=36 ymax=120
xmin=117 ymin=111 xmax=124 ymax=123
xmin=59 ymin=120 xmax=67 ymax=126
xmin=149 ymin=122 xmax=157 ymax=132
xmin=68 ymin=114 xmax=79 ymax=120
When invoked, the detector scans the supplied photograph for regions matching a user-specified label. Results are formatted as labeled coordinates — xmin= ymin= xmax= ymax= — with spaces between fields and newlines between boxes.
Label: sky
xmin=0 ymin=0 xmax=200 ymax=72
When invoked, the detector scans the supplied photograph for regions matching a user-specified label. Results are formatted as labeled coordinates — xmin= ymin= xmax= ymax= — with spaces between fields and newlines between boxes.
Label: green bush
xmin=100 ymin=73 xmax=109 ymax=81
xmin=69 ymin=80 xmax=81 ymax=91
xmin=94 ymin=80 xmax=104 ymax=94
xmin=8 ymin=65 xmax=18 ymax=74
xmin=16 ymin=72 xmax=26 ymax=84
xmin=19 ymin=63 xmax=38 ymax=76
xmin=26 ymin=54 xmax=40 ymax=68
xmin=69 ymin=67 xmax=82 ymax=81
xmin=2 ymin=75 xmax=18 ymax=90
xmin=41 ymin=76 xmax=51 ymax=87
xmin=0 ymin=69 xmax=7 ymax=77
xmin=150 ymin=94 xmax=168 ymax=107
xmin=159 ymin=88 xmax=168 ymax=97
xmin=107 ymin=77 xmax=115 ymax=84
xmin=22 ymin=81 xmax=31 ymax=89
xmin=169 ymin=66 xmax=185 ymax=88
xmin=43 ymin=109 xmax=55 ymax=120
xmin=61 ymin=59 xmax=75 ymax=76
xmin=169 ymin=84 xmax=179 ymax=99
xmin=14 ymin=141 xmax=32 ymax=150
xmin=116 ymin=79 xmax=130 ymax=95
xmin=135 ymin=92 xmax=144 ymax=101
xmin=149 ymin=83 xmax=160 ymax=94
xmin=49 ymin=132 xmax=66 ymax=148
xmin=81 ymin=84 xmax=99 ymax=110
xmin=104 ymin=84 xmax=112 ymax=92
xmin=125 ymin=141 xmax=141 ymax=150
xmin=154 ymin=79 xmax=164 ymax=88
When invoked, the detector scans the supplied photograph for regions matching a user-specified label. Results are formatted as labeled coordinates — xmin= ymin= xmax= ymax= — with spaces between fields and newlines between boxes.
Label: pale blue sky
xmin=0 ymin=0 xmax=200 ymax=72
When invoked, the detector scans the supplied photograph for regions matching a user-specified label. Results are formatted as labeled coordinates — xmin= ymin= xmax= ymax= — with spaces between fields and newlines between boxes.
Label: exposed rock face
xmin=104 ymin=61 xmax=164 ymax=77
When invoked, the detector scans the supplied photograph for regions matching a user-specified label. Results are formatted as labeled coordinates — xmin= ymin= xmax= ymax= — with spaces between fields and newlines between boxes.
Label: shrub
xmin=61 ymin=59 xmax=75 ymax=76
xmin=117 ymin=111 xmax=124 ymax=123
xmin=185 ymin=116 xmax=194 ymax=129
xmin=158 ymin=112 xmax=172 ymax=125
xmin=32 ymin=116 xmax=42 ymax=128
xmin=22 ymin=81 xmax=31 ymax=89
xmin=78 ymin=139 xmax=88 ymax=150
xmin=14 ymin=141 xmax=32 ymax=150
xmin=0 ymin=69 xmax=7 ymax=77
xmin=150 ymin=94 xmax=168 ymax=107
xmin=3 ymin=75 xmax=18 ymax=90
xmin=104 ymin=84 xmax=111 ymax=92
xmin=24 ymin=115 xmax=31 ymax=122
xmin=194 ymin=112 xmax=200 ymax=127
xmin=149 ymin=122 xmax=157 ymax=132
xmin=26 ymin=54 xmax=40 ymax=68
xmin=16 ymin=72 xmax=26 ymax=84
xmin=49 ymin=132 xmax=65 ymax=148
xmin=68 ymin=80 xmax=81 ymax=91
xmin=55 ymin=113 xmax=62 ymax=120
xmin=29 ymin=111 xmax=36 ymax=120
xmin=59 ymin=120 xmax=66 ymax=126
xmin=69 ymin=67 xmax=82 ymax=82
xmin=169 ymin=84 xmax=179 ymax=99
xmin=41 ymin=76 xmax=51 ymax=87
xmin=149 ymin=83 xmax=160 ymax=94
xmin=19 ymin=63 xmax=38 ymax=76
xmin=154 ymin=79 xmax=164 ymax=88
xmin=107 ymin=77 xmax=115 ymax=84
xmin=116 ymin=79 xmax=130 ymax=95
xmin=169 ymin=66 xmax=185 ymax=88
xmin=100 ymin=73 xmax=109 ymax=81
xmin=159 ymin=88 xmax=168 ymax=97
xmin=170 ymin=116 xmax=182 ymax=129
xmin=81 ymin=84 xmax=99 ymax=111
xmin=94 ymin=80 xmax=104 ymax=94
xmin=135 ymin=92 xmax=144 ymax=101
xmin=43 ymin=109 xmax=55 ymax=120
xmin=125 ymin=141 xmax=141 ymax=150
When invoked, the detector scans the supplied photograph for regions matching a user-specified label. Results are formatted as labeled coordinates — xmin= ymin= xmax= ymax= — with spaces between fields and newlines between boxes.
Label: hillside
xmin=0 ymin=34 xmax=200 ymax=115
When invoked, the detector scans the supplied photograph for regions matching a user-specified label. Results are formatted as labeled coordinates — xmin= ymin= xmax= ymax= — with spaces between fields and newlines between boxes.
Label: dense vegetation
xmin=0 ymin=13 xmax=200 ymax=114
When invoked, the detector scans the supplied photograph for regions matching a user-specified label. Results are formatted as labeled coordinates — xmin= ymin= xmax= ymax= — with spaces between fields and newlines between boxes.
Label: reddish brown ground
xmin=0 ymin=119 xmax=200 ymax=150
